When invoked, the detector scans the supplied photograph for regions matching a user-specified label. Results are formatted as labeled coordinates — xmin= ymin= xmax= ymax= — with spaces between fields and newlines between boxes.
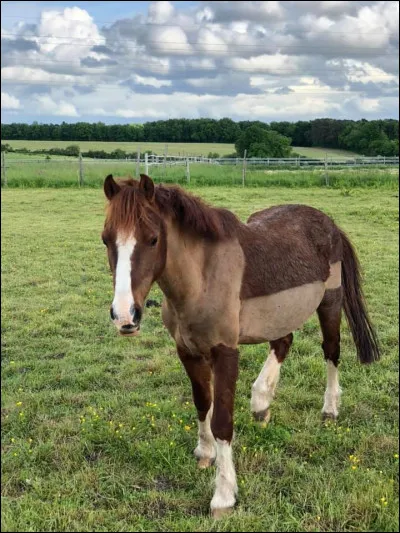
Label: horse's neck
xmin=157 ymin=220 xmax=245 ymax=314
xmin=157 ymin=222 xmax=207 ymax=307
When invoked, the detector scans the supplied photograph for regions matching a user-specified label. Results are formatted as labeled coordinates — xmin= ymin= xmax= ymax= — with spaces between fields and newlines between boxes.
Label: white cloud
xmin=1 ymin=0 xmax=398 ymax=121
xmin=37 ymin=6 xmax=104 ymax=61
xmin=1 ymin=92 xmax=21 ymax=109
xmin=147 ymin=26 xmax=192 ymax=55
xmin=341 ymin=59 xmax=399 ymax=84
xmin=147 ymin=1 xmax=174 ymax=24
xmin=35 ymin=94 xmax=79 ymax=116
xmin=133 ymin=74 xmax=172 ymax=88
xmin=196 ymin=27 xmax=228 ymax=55
xmin=1 ymin=66 xmax=81 ymax=83
xmin=356 ymin=98 xmax=381 ymax=112
xmin=228 ymin=54 xmax=301 ymax=74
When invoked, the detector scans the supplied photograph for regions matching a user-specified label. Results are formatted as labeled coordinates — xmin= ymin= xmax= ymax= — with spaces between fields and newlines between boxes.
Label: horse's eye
xmin=102 ymin=238 xmax=107 ymax=246
xmin=150 ymin=236 xmax=158 ymax=247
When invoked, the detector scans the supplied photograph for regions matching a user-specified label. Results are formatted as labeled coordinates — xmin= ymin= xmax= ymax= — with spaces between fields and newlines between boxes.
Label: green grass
xmin=2 ymin=140 xmax=235 ymax=157
xmin=2 ymin=157 xmax=398 ymax=189
xmin=2 ymin=140 xmax=363 ymax=159
xmin=1 ymin=187 xmax=399 ymax=532
xmin=292 ymin=147 xmax=360 ymax=158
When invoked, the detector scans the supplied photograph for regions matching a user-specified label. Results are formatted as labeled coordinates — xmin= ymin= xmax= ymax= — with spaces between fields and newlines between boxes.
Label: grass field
xmin=1 ymin=185 xmax=398 ymax=532
xmin=2 ymin=141 xmax=235 ymax=157
xmin=2 ymin=140 xmax=361 ymax=159
xmin=2 ymin=157 xmax=398 ymax=189
xmin=291 ymin=147 xmax=360 ymax=158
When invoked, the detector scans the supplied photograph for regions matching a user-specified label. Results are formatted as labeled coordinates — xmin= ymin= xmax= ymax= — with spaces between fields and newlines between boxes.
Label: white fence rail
xmin=6 ymin=155 xmax=400 ymax=166
xmin=2 ymin=151 xmax=398 ymax=187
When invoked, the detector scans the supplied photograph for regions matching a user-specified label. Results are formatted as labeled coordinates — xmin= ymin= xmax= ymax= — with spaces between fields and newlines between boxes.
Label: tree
xmin=235 ymin=126 xmax=292 ymax=158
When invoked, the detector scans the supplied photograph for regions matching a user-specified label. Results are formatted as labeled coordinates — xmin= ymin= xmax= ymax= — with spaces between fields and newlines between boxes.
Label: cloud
xmin=132 ymin=74 xmax=172 ymax=88
xmin=147 ymin=1 xmax=175 ymax=24
xmin=0 ymin=1 xmax=398 ymax=122
xmin=199 ymin=1 xmax=285 ymax=23
xmin=34 ymin=94 xmax=79 ymax=116
xmin=1 ymin=92 xmax=21 ymax=109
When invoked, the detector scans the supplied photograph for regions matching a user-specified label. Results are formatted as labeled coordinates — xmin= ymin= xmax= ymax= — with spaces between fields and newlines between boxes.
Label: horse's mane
xmin=105 ymin=178 xmax=239 ymax=241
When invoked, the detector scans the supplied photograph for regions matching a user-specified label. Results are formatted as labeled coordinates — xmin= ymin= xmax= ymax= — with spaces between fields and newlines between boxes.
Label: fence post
xmin=144 ymin=152 xmax=149 ymax=175
xmin=186 ymin=157 xmax=190 ymax=184
xmin=1 ymin=151 xmax=6 ymax=187
xmin=163 ymin=144 xmax=168 ymax=179
xmin=242 ymin=150 xmax=247 ymax=187
xmin=324 ymin=153 xmax=329 ymax=186
xmin=136 ymin=147 xmax=141 ymax=178
xmin=79 ymin=151 xmax=84 ymax=186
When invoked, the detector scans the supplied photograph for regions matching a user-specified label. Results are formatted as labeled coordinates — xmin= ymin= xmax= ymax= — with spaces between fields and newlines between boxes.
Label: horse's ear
xmin=104 ymin=174 xmax=121 ymax=200
xmin=139 ymin=174 xmax=155 ymax=202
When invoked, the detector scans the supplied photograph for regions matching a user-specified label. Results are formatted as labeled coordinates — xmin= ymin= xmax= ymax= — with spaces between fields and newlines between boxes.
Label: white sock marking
xmin=210 ymin=439 xmax=237 ymax=511
xmin=322 ymin=360 xmax=341 ymax=418
xmin=251 ymin=349 xmax=281 ymax=414
xmin=194 ymin=403 xmax=216 ymax=461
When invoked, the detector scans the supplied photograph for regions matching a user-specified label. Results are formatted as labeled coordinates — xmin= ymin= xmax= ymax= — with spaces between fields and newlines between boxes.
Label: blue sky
xmin=1 ymin=1 xmax=399 ymax=124
xmin=1 ymin=1 xmax=157 ymax=29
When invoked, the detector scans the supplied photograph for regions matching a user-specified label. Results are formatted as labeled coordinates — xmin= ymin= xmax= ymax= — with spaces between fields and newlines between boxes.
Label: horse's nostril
xmin=110 ymin=306 xmax=116 ymax=320
xmin=130 ymin=305 xmax=142 ymax=324
xmin=121 ymin=324 xmax=135 ymax=331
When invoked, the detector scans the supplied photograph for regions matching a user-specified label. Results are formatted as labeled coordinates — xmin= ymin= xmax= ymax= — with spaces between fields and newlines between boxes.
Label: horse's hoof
xmin=322 ymin=412 xmax=337 ymax=422
xmin=253 ymin=408 xmax=271 ymax=424
xmin=211 ymin=507 xmax=234 ymax=519
xmin=197 ymin=457 xmax=214 ymax=469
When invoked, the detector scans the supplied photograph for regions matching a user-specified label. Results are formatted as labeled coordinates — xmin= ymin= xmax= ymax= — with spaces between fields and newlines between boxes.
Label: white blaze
xmin=112 ymin=236 xmax=136 ymax=324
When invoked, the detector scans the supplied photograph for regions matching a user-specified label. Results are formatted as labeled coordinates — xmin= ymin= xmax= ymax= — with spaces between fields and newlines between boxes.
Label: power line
xmin=0 ymin=14 xmax=397 ymax=35
xmin=1 ymin=59 xmax=398 ymax=78
xmin=1 ymin=78 xmax=390 ymax=95
xmin=2 ymin=31 xmax=398 ymax=53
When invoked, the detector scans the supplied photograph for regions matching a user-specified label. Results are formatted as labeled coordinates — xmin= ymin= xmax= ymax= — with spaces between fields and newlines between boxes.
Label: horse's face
xmin=102 ymin=174 xmax=166 ymax=336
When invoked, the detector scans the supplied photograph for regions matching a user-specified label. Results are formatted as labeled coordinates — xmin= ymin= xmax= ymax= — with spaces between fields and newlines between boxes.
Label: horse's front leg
xmin=209 ymin=343 xmax=239 ymax=518
xmin=177 ymin=346 xmax=216 ymax=468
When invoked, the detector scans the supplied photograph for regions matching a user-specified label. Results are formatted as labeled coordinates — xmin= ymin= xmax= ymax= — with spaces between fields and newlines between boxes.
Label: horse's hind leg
xmin=317 ymin=288 xmax=343 ymax=420
xmin=251 ymin=333 xmax=293 ymax=423
xmin=177 ymin=346 xmax=216 ymax=468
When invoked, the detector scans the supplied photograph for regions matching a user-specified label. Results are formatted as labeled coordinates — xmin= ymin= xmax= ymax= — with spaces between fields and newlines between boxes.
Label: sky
xmin=1 ymin=0 xmax=399 ymax=124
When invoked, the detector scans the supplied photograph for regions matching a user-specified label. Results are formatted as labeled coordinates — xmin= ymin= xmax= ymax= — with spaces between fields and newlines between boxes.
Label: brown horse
xmin=101 ymin=174 xmax=380 ymax=518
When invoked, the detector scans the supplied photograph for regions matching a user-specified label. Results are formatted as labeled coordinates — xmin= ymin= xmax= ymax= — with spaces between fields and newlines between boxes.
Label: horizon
xmin=1 ymin=116 xmax=399 ymax=127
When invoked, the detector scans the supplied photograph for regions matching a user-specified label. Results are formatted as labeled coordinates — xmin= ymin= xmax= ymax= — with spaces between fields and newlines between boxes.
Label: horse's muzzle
xmin=119 ymin=323 xmax=140 ymax=336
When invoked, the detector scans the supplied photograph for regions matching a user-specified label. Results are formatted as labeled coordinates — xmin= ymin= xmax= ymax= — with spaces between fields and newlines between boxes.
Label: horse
xmin=101 ymin=173 xmax=380 ymax=518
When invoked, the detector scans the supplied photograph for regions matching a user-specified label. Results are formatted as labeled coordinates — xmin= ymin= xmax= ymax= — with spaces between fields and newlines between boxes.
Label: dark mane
xmin=155 ymin=184 xmax=239 ymax=241
xmin=106 ymin=177 xmax=240 ymax=241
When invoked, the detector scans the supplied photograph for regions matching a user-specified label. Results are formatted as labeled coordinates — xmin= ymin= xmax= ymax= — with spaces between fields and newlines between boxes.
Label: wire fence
xmin=1 ymin=151 xmax=399 ymax=188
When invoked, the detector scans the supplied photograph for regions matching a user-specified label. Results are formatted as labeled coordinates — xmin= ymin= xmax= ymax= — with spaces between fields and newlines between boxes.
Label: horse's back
xmin=239 ymin=204 xmax=343 ymax=300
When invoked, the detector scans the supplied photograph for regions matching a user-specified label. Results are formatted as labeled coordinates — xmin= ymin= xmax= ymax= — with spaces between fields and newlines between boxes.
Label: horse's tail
xmin=340 ymin=230 xmax=380 ymax=364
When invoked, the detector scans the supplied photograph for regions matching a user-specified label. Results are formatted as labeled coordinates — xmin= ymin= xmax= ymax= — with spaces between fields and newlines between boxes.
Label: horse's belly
xmin=239 ymin=281 xmax=325 ymax=343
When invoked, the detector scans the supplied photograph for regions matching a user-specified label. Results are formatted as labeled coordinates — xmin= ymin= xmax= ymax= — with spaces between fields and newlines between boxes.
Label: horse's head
xmin=102 ymin=174 xmax=166 ymax=336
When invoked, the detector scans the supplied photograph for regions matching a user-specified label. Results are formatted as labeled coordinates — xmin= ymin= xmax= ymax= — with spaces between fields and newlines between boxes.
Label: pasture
xmin=2 ymin=157 xmax=398 ymax=189
xmin=2 ymin=141 xmax=235 ymax=157
xmin=1 ymin=186 xmax=399 ymax=532
xmin=2 ymin=140 xmax=360 ymax=159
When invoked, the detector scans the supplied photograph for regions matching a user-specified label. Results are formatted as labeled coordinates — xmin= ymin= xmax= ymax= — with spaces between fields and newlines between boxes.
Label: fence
xmin=1 ymin=151 xmax=399 ymax=188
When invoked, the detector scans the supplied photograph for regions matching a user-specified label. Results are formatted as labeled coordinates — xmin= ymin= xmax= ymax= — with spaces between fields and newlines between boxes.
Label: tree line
xmin=1 ymin=118 xmax=398 ymax=156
